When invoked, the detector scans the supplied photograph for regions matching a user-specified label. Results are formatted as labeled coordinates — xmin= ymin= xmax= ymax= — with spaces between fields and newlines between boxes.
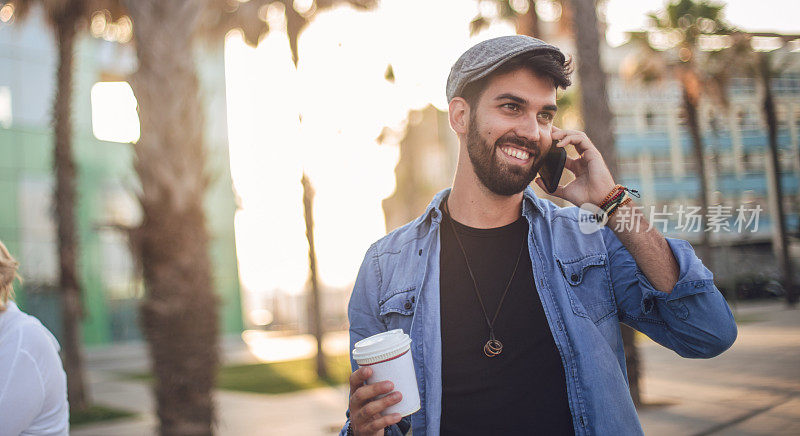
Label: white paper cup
xmin=352 ymin=329 xmax=421 ymax=417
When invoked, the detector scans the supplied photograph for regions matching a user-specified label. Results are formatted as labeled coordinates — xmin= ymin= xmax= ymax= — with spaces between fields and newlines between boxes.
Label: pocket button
xmin=404 ymin=302 xmax=412 ymax=310
xmin=571 ymin=273 xmax=579 ymax=282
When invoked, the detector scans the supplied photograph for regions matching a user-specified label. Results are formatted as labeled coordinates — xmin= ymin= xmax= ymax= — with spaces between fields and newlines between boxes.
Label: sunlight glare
xmin=90 ymin=82 xmax=140 ymax=143
xmin=225 ymin=0 xmax=515 ymax=314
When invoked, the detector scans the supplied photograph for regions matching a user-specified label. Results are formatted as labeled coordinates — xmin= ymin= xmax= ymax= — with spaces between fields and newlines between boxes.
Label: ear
xmin=448 ymin=97 xmax=470 ymax=135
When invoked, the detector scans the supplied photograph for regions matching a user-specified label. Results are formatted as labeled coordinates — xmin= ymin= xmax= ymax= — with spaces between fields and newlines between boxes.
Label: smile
xmin=500 ymin=145 xmax=531 ymax=161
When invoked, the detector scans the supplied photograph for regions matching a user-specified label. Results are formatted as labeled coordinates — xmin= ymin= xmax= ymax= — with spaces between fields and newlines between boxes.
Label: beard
xmin=466 ymin=112 xmax=544 ymax=196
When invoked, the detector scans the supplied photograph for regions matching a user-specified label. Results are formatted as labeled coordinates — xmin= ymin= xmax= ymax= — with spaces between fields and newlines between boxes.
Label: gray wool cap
xmin=446 ymin=35 xmax=566 ymax=102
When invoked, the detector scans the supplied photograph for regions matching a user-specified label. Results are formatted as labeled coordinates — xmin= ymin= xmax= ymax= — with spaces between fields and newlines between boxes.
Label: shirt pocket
xmin=555 ymin=253 xmax=617 ymax=324
xmin=378 ymin=286 xmax=417 ymax=331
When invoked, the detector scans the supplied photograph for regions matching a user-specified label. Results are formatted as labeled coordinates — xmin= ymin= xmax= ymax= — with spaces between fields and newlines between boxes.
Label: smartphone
xmin=537 ymin=140 xmax=566 ymax=194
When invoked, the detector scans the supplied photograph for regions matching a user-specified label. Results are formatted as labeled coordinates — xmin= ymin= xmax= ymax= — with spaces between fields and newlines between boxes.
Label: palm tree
xmin=47 ymin=0 xmax=90 ymax=413
xmin=644 ymin=0 xmax=734 ymax=270
xmin=567 ymin=0 xmax=618 ymax=176
xmin=754 ymin=47 xmax=798 ymax=307
xmin=4 ymin=0 xmax=124 ymax=413
xmin=714 ymin=31 xmax=800 ymax=308
xmin=122 ymin=1 xmax=374 ymax=433
xmin=302 ymin=172 xmax=327 ymax=379
xmin=470 ymin=0 xmax=542 ymax=38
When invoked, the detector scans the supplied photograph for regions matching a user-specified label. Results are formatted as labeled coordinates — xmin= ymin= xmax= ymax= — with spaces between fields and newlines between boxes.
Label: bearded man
xmin=340 ymin=35 xmax=737 ymax=436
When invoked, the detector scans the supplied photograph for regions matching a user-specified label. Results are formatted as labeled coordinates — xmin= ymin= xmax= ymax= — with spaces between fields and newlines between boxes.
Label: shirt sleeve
xmin=339 ymin=244 xmax=411 ymax=436
xmin=0 ymin=346 xmax=46 ymax=436
xmin=602 ymin=227 xmax=738 ymax=358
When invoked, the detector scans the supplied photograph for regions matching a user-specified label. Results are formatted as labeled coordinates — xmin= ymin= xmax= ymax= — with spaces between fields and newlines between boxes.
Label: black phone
xmin=537 ymin=140 xmax=566 ymax=194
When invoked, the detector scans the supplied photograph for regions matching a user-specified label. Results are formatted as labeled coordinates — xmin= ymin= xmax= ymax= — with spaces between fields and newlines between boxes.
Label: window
xmin=90 ymin=81 xmax=140 ymax=143
xmin=736 ymin=106 xmax=761 ymax=132
xmin=652 ymin=155 xmax=673 ymax=176
xmin=18 ymin=176 xmax=57 ymax=285
xmin=644 ymin=108 xmax=668 ymax=133
xmin=0 ymin=86 xmax=11 ymax=128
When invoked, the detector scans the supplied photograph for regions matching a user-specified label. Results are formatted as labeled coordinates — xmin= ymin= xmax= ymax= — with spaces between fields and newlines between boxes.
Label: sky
xmin=220 ymin=0 xmax=799 ymax=324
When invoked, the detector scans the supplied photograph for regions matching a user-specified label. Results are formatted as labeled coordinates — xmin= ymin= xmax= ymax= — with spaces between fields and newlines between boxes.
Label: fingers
xmin=358 ymin=391 xmax=403 ymax=421
xmin=551 ymin=128 xmax=597 ymax=155
xmin=351 ymin=380 xmax=395 ymax=408
xmin=564 ymin=156 xmax=582 ymax=175
xmin=356 ymin=413 xmax=403 ymax=435
xmin=349 ymin=366 xmax=372 ymax=394
xmin=554 ymin=134 xmax=589 ymax=153
xmin=348 ymin=378 xmax=403 ymax=436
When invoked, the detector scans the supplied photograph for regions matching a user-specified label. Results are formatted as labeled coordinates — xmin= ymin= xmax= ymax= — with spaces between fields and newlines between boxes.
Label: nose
xmin=513 ymin=116 xmax=541 ymax=145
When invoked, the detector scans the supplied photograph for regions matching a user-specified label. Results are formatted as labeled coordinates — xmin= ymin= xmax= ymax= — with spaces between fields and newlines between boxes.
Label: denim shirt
xmin=341 ymin=187 xmax=737 ymax=436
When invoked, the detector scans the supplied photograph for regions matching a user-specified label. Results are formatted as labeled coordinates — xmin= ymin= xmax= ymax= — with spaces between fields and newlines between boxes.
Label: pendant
xmin=483 ymin=338 xmax=503 ymax=357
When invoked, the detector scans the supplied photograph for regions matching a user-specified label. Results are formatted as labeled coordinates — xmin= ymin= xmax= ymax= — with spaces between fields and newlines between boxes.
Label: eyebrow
xmin=494 ymin=93 xmax=558 ymax=112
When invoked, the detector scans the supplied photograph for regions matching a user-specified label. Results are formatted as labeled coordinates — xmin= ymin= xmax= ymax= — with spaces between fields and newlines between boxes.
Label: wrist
xmin=593 ymin=185 xmax=639 ymax=227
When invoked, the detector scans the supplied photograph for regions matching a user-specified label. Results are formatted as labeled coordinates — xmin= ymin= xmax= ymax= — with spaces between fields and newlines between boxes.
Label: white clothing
xmin=0 ymin=301 xmax=69 ymax=435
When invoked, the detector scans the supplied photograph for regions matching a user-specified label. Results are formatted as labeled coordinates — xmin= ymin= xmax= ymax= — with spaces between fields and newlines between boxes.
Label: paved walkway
xmin=73 ymin=301 xmax=799 ymax=435
xmin=638 ymin=301 xmax=800 ymax=435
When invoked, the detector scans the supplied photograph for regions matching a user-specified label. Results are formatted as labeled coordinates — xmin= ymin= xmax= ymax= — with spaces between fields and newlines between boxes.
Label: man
xmin=341 ymin=35 xmax=737 ymax=436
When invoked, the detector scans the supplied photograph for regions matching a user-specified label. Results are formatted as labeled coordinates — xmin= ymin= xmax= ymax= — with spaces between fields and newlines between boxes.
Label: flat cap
xmin=446 ymin=35 xmax=566 ymax=102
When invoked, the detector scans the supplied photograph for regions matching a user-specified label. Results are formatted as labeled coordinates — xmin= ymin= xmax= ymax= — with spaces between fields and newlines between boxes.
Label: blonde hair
xmin=0 ymin=240 xmax=21 ymax=311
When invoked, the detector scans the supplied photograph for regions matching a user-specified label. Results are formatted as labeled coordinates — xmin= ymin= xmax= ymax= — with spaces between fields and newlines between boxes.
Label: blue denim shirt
xmin=341 ymin=187 xmax=737 ymax=436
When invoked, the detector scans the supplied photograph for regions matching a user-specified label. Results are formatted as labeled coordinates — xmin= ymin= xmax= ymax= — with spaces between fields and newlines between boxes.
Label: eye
xmin=501 ymin=103 xmax=520 ymax=112
xmin=538 ymin=112 xmax=554 ymax=123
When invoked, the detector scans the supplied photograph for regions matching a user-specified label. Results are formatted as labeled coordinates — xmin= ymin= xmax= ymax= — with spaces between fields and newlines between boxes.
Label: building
xmin=0 ymin=7 xmax=243 ymax=345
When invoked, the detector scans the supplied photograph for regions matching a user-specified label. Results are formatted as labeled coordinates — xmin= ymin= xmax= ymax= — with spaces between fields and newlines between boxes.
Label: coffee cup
xmin=352 ymin=329 xmax=421 ymax=417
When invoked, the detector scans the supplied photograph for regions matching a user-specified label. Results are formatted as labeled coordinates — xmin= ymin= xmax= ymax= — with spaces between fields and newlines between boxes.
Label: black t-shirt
xmin=439 ymin=206 xmax=574 ymax=435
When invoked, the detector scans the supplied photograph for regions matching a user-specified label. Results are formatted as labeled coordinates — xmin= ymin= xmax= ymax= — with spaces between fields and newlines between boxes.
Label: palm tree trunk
xmin=302 ymin=173 xmax=327 ymax=379
xmin=52 ymin=8 xmax=89 ymax=413
xmin=124 ymin=1 xmax=219 ymax=434
xmin=681 ymin=77 xmax=713 ymax=269
xmin=759 ymin=54 xmax=798 ymax=307
xmin=515 ymin=1 xmax=541 ymax=39
xmin=568 ymin=0 xmax=618 ymax=178
xmin=568 ymin=0 xmax=641 ymax=406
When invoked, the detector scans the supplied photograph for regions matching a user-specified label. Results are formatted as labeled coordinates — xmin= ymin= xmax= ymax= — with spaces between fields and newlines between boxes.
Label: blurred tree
xmin=757 ymin=51 xmax=798 ymax=307
xmin=4 ymin=0 xmax=125 ymax=414
xmin=471 ymin=0 xmax=542 ymax=38
xmin=567 ymin=0 xmax=617 ymax=177
xmin=122 ymin=1 xmax=374 ymax=434
xmin=470 ymin=0 xmax=577 ymax=41
xmin=712 ymin=31 xmax=800 ymax=308
xmin=640 ymin=0 xmax=735 ymax=271
xmin=301 ymin=173 xmax=327 ymax=379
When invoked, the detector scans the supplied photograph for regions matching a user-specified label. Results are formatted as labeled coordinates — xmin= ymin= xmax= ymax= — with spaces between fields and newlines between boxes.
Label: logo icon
xmin=578 ymin=203 xmax=607 ymax=234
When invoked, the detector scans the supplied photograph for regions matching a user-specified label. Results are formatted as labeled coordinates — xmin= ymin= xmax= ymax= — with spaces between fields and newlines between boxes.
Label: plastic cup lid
xmin=352 ymin=329 xmax=412 ymax=362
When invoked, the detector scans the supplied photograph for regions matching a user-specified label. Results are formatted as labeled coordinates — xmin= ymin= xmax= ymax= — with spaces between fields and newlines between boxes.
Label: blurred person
xmin=0 ymin=240 xmax=69 ymax=435
xmin=341 ymin=35 xmax=737 ymax=436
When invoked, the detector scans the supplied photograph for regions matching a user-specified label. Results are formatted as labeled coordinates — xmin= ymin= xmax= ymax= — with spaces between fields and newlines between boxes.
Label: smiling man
xmin=341 ymin=35 xmax=737 ymax=436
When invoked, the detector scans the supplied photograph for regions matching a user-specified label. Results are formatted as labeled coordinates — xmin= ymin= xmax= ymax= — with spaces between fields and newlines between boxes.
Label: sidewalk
xmin=73 ymin=301 xmax=799 ymax=435
xmin=638 ymin=301 xmax=800 ymax=435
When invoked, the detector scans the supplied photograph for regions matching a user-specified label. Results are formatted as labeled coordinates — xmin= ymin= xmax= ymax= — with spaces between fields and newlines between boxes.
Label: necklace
xmin=443 ymin=198 xmax=526 ymax=357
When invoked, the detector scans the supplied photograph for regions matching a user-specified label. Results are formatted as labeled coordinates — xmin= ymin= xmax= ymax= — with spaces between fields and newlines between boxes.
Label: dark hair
xmin=460 ymin=51 xmax=573 ymax=109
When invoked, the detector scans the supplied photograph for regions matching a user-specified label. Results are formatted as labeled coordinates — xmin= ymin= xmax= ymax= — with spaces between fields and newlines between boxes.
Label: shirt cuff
xmin=637 ymin=237 xmax=715 ymax=315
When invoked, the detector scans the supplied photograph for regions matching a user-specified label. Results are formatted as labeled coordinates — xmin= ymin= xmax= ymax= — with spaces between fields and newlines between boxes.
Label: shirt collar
xmin=421 ymin=186 xmax=546 ymax=224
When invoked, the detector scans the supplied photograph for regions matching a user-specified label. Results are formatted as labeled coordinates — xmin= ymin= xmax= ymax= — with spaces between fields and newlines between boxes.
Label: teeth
xmin=502 ymin=146 xmax=529 ymax=160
